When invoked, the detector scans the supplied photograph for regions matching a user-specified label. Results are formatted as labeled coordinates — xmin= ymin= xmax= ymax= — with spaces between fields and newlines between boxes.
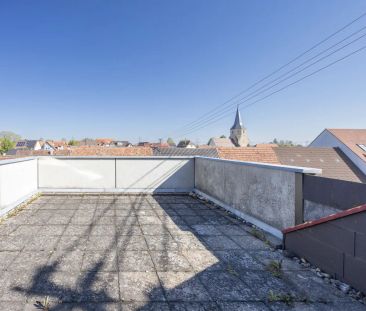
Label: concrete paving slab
xmin=198 ymin=271 xmax=257 ymax=301
xmin=119 ymin=272 xmax=165 ymax=302
xmin=117 ymin=250 xmax=155 ymax=272
xmin=157 ymin=271 xmax=211 ymax=302
xmin=0 ymin=194 xmax=364 ymax=310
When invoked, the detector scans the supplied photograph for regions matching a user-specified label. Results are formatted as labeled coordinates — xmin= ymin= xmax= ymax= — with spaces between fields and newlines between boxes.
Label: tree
xmin=167 ymin=137 xmax=176 ymax=146
xmin=68 ymin=139 xmax=78 ymax=146
xmin=0 ymin=131 xmax=21 ymax=142
xmin=220 ymin=135 xmax=226 ymax=138
xmin=271 ymin=138 xmax=299 ymax=147
xmin=0 ymin=137 xmax=15 ymax=154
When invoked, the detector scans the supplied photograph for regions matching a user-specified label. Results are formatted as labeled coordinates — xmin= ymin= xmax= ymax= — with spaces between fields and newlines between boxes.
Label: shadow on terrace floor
xmin=0 ymin=194 xmax=360 ymax=311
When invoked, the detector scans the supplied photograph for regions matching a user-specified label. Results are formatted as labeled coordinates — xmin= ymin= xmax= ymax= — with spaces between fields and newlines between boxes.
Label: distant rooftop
xmin=153 ymin=147 xmax=219 ymax=158
xmin=326 ymin=129 xmax=366 ymax=162
xmin=208 ymin=137 xmax=235 ymax=148
xmin=274 ymin=146 xmax=366 ymax=183
xmin=217 ymin=146 xmax=279 ymax=165
xmin=15 ymin=139 xmax=39 ymax=149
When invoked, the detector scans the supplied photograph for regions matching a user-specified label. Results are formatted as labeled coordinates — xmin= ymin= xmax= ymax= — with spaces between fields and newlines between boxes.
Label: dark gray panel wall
xmin=284 ymin=211 xmax=366 ymax=294
xmin=304 ymin=175 xmax=366 ymax=210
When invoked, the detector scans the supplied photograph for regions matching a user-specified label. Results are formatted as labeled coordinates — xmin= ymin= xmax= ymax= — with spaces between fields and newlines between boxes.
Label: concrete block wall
xmin=0 ymin=158 xmax=38 ymax=217
xmin=284 ymin=207 xmax=366 ymax=294
xmin=194 ymin=157 xmax=320 ymax=235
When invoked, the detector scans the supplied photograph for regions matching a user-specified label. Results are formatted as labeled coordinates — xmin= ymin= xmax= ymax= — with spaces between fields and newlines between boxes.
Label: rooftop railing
xmin=0 ymin=156 xmax=321 ymax=238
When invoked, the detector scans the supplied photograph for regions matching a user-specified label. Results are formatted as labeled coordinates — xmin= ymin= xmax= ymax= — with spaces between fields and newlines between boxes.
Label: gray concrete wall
xmin=195 ymin=157 xmax=320 ymax=231
xmin=38 ymin=157 xmax=194 ymax=192
xmin=304 ymin=200 xmax=340 ymax=222
xmin=0 ymin=158 xmax=38 ymax=216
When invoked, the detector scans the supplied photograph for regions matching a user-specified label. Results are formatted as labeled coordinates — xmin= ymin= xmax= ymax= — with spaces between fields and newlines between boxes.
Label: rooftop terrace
xmin=0 ymin=156 xmax=365 ymax=310
xmin=0 ymin=193 xmax=364 ymax=310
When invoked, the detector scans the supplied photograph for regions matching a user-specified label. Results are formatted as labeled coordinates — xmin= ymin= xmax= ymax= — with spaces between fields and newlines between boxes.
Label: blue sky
xmin=0 ymin=0 xmax=365 ymax=144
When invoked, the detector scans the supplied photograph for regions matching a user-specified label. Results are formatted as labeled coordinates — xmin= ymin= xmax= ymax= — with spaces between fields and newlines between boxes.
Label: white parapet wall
xmin=38 ymin=156 xmax=195 ymax=193
xmin=194 ymin=157 xmax=321 ymax=237
xmin=38 ymin=157 xmax=116 ymax=190
xmin=0 ymin=158 xmax=38 ymax=217
xmin=116 ymin=158 xmax=194 ymax=192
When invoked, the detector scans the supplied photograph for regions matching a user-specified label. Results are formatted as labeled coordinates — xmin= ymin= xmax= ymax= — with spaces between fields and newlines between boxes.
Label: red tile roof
xmin=66 ymin=146 xmax=153 ymax=156
xmin=48 ymin=140 xmax=67 ymax=148
xmin=327 ymin=129 xmax=366 ymax=162
xmin=95 ymin=138 xmax=114 ymax=145
xmin=5 ymin=147 xmax=153 ymax=157
xmin=217 ymin=146 xmax=280 ymax=164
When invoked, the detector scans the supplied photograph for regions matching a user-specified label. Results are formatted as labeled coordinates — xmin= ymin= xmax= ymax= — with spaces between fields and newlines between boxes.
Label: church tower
xmin=230 ymin=107 xmax=249 ymax=147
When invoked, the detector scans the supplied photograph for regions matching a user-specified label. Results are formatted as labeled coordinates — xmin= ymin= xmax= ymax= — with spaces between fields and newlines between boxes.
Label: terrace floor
xmin=0 ymin=194 xmax=365 ymax=311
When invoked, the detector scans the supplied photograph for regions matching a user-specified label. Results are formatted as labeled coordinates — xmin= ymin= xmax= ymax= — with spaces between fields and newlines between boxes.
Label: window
xmin=357 ymin=144 xmax=366 ymax=152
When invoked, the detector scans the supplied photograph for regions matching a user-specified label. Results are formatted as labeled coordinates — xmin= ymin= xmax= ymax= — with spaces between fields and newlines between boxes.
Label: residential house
xmin=177 ymin=140 xmax=196 ymax=148
xmin=208 ymin=137 xmax=235 ymax=147
xmin=48 ymin=140 xmax=68 ymax=150
xmin=274 ymin=146 xmax=366 ymax=183
xmin=309 ymin=129 xmax=366 ymax=175
xmin=113 ymin=141 xmax=133 ymax=147
xmin=96 ymin=138 xmax=114 ymax=147
xmin=40 ymin=141 xmax=55 ymax=151
xmin=14 ymin=140 xmax=42 ymax=150
xmin=215 ymin=145 xmax=366 ymax=183
xmin=7 ymin=139 xmax=55 ymax=155
xmin=6 ymin=139 xmax=55 ymax=156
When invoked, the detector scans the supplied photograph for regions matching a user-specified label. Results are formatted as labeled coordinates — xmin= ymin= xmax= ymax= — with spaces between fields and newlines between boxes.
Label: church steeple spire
xmin=231 ymin=106 xmax=244 ymax=130
xmin=230 ymin=106 xmax=249 ymax=147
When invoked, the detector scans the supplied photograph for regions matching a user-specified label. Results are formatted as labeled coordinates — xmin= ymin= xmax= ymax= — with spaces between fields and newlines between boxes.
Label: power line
xmin=177 ymin=44 xmax=366 ymax=138
xmin=171 ymin=11 xmax=366 ymax=136
xmin=179 ymin=25 xmax=366 ymax=134
xmin=176 ymin=30 xmax=366 ymax=136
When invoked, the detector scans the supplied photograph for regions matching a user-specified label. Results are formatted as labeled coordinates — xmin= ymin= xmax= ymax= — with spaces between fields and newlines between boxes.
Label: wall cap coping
xmin=0 ymin=157 xmax=37 ymax=166
xmin=283 ymin=204 xmax=366 ymax=234
xmin=39 ymin=156 xmax=195 ymax=160
xmin=1 ymin=155 xmax=322 ymax=175
xmin=195 ymin=156 xmax=322 ymax=174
